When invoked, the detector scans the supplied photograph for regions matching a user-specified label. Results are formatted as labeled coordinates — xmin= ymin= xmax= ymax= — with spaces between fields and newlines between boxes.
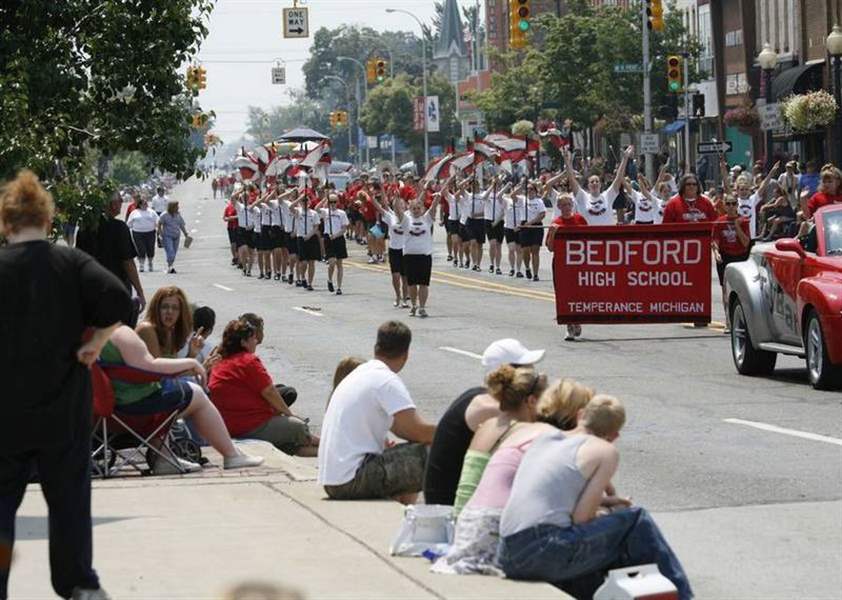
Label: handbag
xmin=184 ymin=235 xmax=194 ymax=249
xmin=389 ymin=504 xmax=454 ymax=557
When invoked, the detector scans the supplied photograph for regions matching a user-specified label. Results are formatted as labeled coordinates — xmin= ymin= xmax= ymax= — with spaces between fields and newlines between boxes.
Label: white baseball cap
xmin=481 ymin=339 xmax=545 ymax=370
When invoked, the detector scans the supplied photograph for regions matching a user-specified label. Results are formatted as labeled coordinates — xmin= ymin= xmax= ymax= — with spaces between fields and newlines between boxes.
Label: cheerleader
xmin=291 ymin=193 xmax=322 ymax=290
xmin=257 ymin=193 xmax=273 ymax=280
xmin=372 ymin=192 xmax=409 ymax=308
xmin=519 ymin=181 xmax=547 ymax=281
xmin=318 ymin=193 xmax=349 ymax=295
xmin=502 ymin=181 xmax=523 ymax=277
xmin=483 ymin=176 xmax=507 ymax=275
xmin=396 ymin=198 xmax=438 ymax=317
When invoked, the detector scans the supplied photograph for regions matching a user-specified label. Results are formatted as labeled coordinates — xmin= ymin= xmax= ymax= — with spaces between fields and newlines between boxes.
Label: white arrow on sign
xmin=283 ymin=7 xmax=309 ymax=38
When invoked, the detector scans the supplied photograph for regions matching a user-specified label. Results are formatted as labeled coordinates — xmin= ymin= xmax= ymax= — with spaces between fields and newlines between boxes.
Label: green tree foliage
xmin=110 ymin=152 xmax=149 ymax=186
xmin=0 ymin=0 xmax=214 ymax=226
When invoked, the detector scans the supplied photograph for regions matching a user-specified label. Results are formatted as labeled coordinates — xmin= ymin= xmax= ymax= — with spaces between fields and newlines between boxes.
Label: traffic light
xmin=509 ymin=0 xmax=531 ymax=50
xmin=648 ymin=0 xmax=665 ymax=32
xmin=329 ymin=111 xmax=337 ymax=128
xmin=366 ymin=59 xmax=376 ymax=84
xmin=375 ymin=59 xmax=387 ymax=83
xmin=335 ymin=110 xmax=349 ymax=127
xmin=667 ymin=55 xmax=683 ymax=93
xmin=196 ymin=66 xmax=207 ymax=90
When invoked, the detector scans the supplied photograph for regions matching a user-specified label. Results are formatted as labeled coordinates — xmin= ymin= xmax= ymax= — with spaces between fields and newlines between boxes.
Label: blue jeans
xmin=499 ymin=507 xmax=692 ymax=600
xmin=162 ymin=235 xmax=179 ymax=266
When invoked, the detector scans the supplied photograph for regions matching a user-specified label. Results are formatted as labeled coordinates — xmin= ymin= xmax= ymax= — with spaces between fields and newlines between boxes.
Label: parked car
xmin=725 ymin=204 xmax=842 ymax=389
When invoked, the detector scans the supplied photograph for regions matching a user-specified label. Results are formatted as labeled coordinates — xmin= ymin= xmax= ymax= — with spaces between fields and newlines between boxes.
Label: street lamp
xmin=757 ymin=43 xmax=779 ymax=170
xmin=325 ymin=75 xmax=356 ymax=167
xmin=386 ymin=7 xmax=429 ymax=172
xmin=826 ymin=25 xmax=842 ymax=165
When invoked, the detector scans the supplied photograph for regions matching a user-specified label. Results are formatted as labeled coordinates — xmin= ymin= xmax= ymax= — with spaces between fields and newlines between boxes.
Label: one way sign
xmin=283 ymin=6 xmax=309 ymax=38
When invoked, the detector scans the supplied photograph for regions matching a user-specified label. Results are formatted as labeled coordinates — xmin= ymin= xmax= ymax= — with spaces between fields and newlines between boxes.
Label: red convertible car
xmin=725 ymin=204 xmax=842 ymax=389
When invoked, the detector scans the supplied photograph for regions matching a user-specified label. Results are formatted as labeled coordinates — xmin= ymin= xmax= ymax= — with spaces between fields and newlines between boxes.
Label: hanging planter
xmin=511 ymin=120 xmax=535 ymax=137
xmin=723 ymin=105 xmax=760 ymax=130
xmin=781 ymin=90 xmax=838 ymax=133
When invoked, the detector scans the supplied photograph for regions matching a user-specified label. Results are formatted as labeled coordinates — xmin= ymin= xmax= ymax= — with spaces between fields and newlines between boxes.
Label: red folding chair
xmin=91 ymin=362 xmax=190 ymax=478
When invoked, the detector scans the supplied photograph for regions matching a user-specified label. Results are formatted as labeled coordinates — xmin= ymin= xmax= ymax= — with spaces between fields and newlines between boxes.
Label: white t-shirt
xmin=504 ymin=196 xmax=526 ymax=230
xmin=260 ymin=204 xmax=273 ymax=227
xmin=251 ymin=206 xmax=262 ymax=233
xmin=126 ymin=207 xmax=158 ymax=233
xmin=653 ymin=193 xmax=669 ymax=225
xmin=777 ymin=172 xmax=800 ymax=207
xmin=235 ymin=201 xmax=250 ymax=228
xmin=383 ymin=211 xmax=406 ymax=250
xmin=444 ymin=192 xmax=462 ymax=221
xmin=633 ymin=191 xmax=658 ymax=223
xmin=269 ymin=200 xmax=283 ymax=229
xmin=483 ymin=190 xmax=507 ymax=222
xmin=402 ymin=213 xmax=434 ymax=255
xmin=575 ymin=188 xmax=616 ymax=225
xmin=317 ymin=359 xmax=416 ymax=486
xmin=279 ymin=200 xmax=295 ymax=233
xmin=525 ymin=196 xmax=546 ymax=224
xmin=295 ymin=208 xmax=321 ymax=238
xmin=737 ymin=192 xmax=761 ymax=238
xmin=465 ymin=191 xmax=488 ymax=219
xmin=320 ymin=208 xmax=349 ymax=237
xmin=151 ymin=194 xmax=169 ymax=214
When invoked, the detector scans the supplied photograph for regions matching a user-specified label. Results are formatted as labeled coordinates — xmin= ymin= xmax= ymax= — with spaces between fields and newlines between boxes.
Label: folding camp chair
xmin=90 ymin=362 xmax=199 ymax=478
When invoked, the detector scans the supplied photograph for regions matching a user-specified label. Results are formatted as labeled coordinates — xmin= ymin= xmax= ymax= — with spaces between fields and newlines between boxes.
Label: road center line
xmin=212 ymin=283 xmax=234 ymax=292
xmin=439 ymin=346 xmax=483 ymax=360
xmin=292 ymin=306 xmax=324 ymax=318
xmin=724 ymin=418 xmax=842 ymax=446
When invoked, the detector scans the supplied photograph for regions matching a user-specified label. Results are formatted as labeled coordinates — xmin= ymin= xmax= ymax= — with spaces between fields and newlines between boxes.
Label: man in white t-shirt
xmin=318 ymin=321 xmax=436 ymax=503
xmin=151 ymin=186 xmax=169 ymax=215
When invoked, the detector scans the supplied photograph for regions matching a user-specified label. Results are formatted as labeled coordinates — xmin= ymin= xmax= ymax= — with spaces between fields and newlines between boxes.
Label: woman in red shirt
xmin=661 ymin=174 xmax=718 ymax=224
xmin=209 ymin=319 xmax=319 ymax=456
xmin=546 ymin=194 xmax=588 ymax=341
xmin=800 ymin=165 xmax=842 ymax=236
xmin=712 ymin=195 xmax=751 ymax=332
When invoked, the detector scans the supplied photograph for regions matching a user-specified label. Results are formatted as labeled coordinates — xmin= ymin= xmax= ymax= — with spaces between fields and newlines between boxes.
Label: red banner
xmin=552 ymin=224 xmax=713 ymax=324
xmin=413 ymin=97 xmax=425 ymax=132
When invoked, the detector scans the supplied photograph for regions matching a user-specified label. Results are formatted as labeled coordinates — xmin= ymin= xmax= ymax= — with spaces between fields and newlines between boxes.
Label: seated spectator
xmin=434 ymin=379 xmax=594 ymax=576
xmin=498 ymin=396 xmax=692 ymax=599
xmin=209 ymin=319 xmax=318 ymax=456
xmin=328 ymin=356 xmax=365 ymax=408
xmin=452 ymin=365 xmax=548 ymax=515
xmin=238 ymin=312 xmax=297 ymax=407
xmin=318 ymin=321 xmax=436 ymax=503
xmin=423 ymin=338 xmax=545 ymax=506
xmin=136 ymin=286 xmax=193 ymax=358
xmin=102 ymin=325 xmax=264 ymax=472
xmin=177 ymin=305 xmax=216 ymax=364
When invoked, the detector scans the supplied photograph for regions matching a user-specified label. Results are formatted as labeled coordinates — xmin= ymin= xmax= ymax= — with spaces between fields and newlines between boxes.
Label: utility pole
xmin=642 ymin=2 xmax=654 ymax=182
xmin=684 ymin=53 xmax=692 ymax=174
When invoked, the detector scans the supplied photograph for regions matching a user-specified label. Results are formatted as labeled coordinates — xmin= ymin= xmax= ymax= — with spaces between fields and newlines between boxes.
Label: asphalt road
xmin=139 ymin=177 xmax=841 ymax=598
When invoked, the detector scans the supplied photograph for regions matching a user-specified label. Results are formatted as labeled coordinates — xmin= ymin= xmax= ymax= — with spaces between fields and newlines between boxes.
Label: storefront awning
xmin=771 ymin=61 xmax=825 ymax=101
xmin=662 ymin=120 xmax=687 ymax=135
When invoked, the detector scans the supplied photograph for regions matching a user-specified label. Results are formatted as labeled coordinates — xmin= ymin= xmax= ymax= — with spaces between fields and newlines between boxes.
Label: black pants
xmin=131 ymin=230 xmax=156 ymax=261
xmin=0 ymin=432 xmax=99 ymax=599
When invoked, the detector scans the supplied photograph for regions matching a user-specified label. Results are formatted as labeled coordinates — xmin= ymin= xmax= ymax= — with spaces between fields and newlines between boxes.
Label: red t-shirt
xmin=125 ymin=202 xmax=137 ymax=220
xmin=807 ymin=191 xmax=842 ymax=216
xmin=358 ymin=197 xmax=377 ymax=222
xmin=400 ymin=185 xmax=418 ymax=202
xmin=223 ymin=202 xmax=238 ymax=230
xmin=547 ymin=214 xmax=588 ymax=244
xmin=712 ymin=215 xmax=750 ymax=257
xmin=208 ymin=351 xmax=274 ymax=437
xmin=662 ymin=195 xmax=718 ymax=224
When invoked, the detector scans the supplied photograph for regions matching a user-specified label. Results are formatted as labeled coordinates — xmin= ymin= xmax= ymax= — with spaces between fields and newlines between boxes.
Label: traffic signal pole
xmin=683 ymin=54 xmax=691 ymax=174
xmin=642 ymin=3 xmax=654 ymax=182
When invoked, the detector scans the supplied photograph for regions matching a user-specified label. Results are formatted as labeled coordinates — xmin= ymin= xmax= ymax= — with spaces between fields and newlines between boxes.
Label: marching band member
xmin=483 ymin=177 xmax=507 ymax=275
xmin=372 ymin=192 xmax=409 ymax=308
xmin=292 ymin=192 xmax=322 ymax=291
xmin=563 ymin=145 xmax=634 ymax=226
xmin=396 ymin=197 xmax=438 ymax=317
xmin=519 ymin=181 xmax=547 ymax=282
xmin=502 ymin=181 xmax=524 ymax=278
xmin=319 ymin=193 xmax=349 ymax=295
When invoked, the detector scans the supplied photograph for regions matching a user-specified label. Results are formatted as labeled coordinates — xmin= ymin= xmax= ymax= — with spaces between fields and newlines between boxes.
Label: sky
xmin=196 ymin=0 xmax=441 ymax=143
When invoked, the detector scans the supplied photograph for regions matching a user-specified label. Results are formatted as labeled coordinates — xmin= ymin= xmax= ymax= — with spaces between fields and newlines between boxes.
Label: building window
xmin=725 ymin=29 xmax=743 ymax=48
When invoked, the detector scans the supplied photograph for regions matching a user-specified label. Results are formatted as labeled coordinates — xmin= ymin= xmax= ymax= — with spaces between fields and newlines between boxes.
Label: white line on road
xmin=438 ymin=346 xmax=483 ymax=360
xmin=194 ymin=220 xmax=201 ymax=224
xmin=292 ymin=306 xmax=324 ymax=318
xmin=213 ymin=283 xmax=234 ymax=292
xmin=190 ymin=228 xmax=198 ymax=234
xmin=724 ymin=418 xmax=842 ymax=447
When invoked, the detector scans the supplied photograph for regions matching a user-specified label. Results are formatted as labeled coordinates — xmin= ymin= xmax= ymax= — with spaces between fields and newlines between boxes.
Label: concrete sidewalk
xmin=9 ymin=443 xmax=562 ymax=599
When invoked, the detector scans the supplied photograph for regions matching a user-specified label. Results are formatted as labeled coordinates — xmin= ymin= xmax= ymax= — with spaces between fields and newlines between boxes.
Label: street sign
xmin=282 ymin=6 xmax=308 ymax=38
xmin=639 ymin=133 xmax=660 ymax=154
xmin=271 ymin=66 xmax=286 ymax=85
xmin=697 ymin=141 xmax=732 ymax=155
xmin=614 ymin=63 xmax=643 ymax=74
xmin=759 ymin=102 xmax=783 ymax=131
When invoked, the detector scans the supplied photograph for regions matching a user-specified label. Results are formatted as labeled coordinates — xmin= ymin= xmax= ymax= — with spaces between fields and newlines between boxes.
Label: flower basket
xmin=781 ymin=90 xmax=838 ymax=133
xmin=723 ymin=105 xmax=760 ymax=129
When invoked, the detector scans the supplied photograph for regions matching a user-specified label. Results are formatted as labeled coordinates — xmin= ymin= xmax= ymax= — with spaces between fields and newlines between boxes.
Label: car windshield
xmin=822 ymin=210 xmax=842 ymax=256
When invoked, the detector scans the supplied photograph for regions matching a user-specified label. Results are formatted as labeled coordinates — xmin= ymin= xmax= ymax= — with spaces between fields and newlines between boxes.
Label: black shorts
xmin=716 ymin=252 xmax=750 ymax=286
xmin=257 ymin=229 xmax=272 ymax=251
xmin=270 ymin=225 xmax=284 ymax=249
xmin=325 ymin=236 xmax=348 ymax=260
xmin=388 ymin=248 xmax=405 ymax=275
xmin=465 ymin=217 xmax=486 ymax=244
xmin=485 ymin=220 xmax=504 ymax=243
xmin=404 ymin=253 xmax=432 ymax=286
xmin=227 ymin=228 xmax=238 ymax=245
xmin=236 ymin=227 xmax=248 ymax=248
xmin=298 ymin=236 xmax=321 ymax=261
xmin=245 ymin=229 xmax=257 ymax=249
xmin=504 ymin=228 xmax=519 ymax=245
xmin=519 ymin=227 xmax=543 ymax=247
xmin=287 ymin=235 xmax=300 ymax=255
xmin=446 ymin=219 xmax=462 ymax=237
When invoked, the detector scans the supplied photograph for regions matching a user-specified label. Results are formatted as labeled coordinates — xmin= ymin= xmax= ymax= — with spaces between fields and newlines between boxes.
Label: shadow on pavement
xmin=13 ymin=516 xmax=135 ymax=541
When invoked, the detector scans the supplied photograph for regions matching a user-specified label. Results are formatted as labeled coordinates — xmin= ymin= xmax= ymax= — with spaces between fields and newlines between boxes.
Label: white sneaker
xmin=223 ymin=452 xmax=264 ymax=470
xmin=72 ymin=588 xmax=111 ymax=600
xmin=151 ymin=455 xmax=202 ymax=475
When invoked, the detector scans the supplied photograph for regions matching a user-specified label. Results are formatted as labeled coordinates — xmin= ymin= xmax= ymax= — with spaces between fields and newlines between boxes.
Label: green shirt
xmin=100 ymin=341 xmax=160 ymax=405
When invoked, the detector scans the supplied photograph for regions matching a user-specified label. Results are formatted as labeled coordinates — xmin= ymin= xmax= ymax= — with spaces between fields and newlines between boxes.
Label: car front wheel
xmin=731 ymin=300 xmax=777 ymax=376
xmin=805 ymin=311 xmax=842 ymax=389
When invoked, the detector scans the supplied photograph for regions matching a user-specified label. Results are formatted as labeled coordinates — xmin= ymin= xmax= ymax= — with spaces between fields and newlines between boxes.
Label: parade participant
xmin=499 ymin=396 xmax=692 ymax=600
xmin=150 ymin=185 xmax=169 ymax=216
xmin=233 ymin=187 xmax=254 ymax=276
xmin=518 ymin=181 xmax=547 ymax=281
xmin=319 ymin=193 xmax=349 ymax=295
xmin=661 ymin=172 xmax=718 ymax=224
xmin=209 ymin=319 xmax=319 ymax=457
xmin=564 ymin=145 xmax=634 ymax=226
xmin=799 ymin=164 xmax=842 ymax=237
xmin=712 ymin=194 xmax=751 ymax=331
xmin=126 ymin=195 xmax=159 ymax=272
xmin=483 ymin=177 xmax=507 ymax=275
xmin=630 ymin=175 xmax=660 ymax=224
xmin=292 ymin=192 xmax=322 ymax=290
xmin=318 ymin=321 xmax=436 ymax=503
xmin=722 ymin=157 xmax=780 ymax=238
xmin=268 ymin=186 xmax=285 ymax=281
xmin=637 ymin=172 xmax=671 ymax=225
xmin=546 ymin=194 xmax=588 ymax=341
xmin=372 ymin=193 xmax=409 ymax=308
xmin=451 ymin=366 xmax=548 ymax=515
xmin=397 ymin=196 xmax=438 ymax=317
xmin=211 ymin=177 xmax=219 ymax=199
xmin=433 ymin=379 xmax=594 ymax=576
xmin=464 ymin=177 xmax=490 ymax=272
xmin=223 ymin=192 xmax=239 ymax=267
xmin=356 ymin=184 xmax=380 ymax=262
xmin=256 ymin=192 xmax=273 ymax=280
xmin=0 ymin=170 xmax=131 ymax=600
xmin=443 ymin=176 xmax=468 ymax=268
xmin=502 ymin=182 xmax=525 ymax=277
xmin=423 ymin=338 xmax=545 ymax=506
xmin=279 ymin=189 xmax=298 ymax=284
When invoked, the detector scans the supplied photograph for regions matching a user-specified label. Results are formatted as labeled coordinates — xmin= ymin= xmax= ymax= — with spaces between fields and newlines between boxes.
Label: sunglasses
xmin=724 ymin=201 xmax=738 ymax=206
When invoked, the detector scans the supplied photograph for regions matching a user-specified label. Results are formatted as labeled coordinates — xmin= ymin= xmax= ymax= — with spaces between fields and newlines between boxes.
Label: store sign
xmin=552 ymin=224 xmax=712 ymax=324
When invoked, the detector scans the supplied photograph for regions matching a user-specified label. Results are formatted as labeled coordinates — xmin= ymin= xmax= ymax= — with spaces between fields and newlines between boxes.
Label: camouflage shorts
xmin=324 ymin=443 xmax=428 ymax=500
